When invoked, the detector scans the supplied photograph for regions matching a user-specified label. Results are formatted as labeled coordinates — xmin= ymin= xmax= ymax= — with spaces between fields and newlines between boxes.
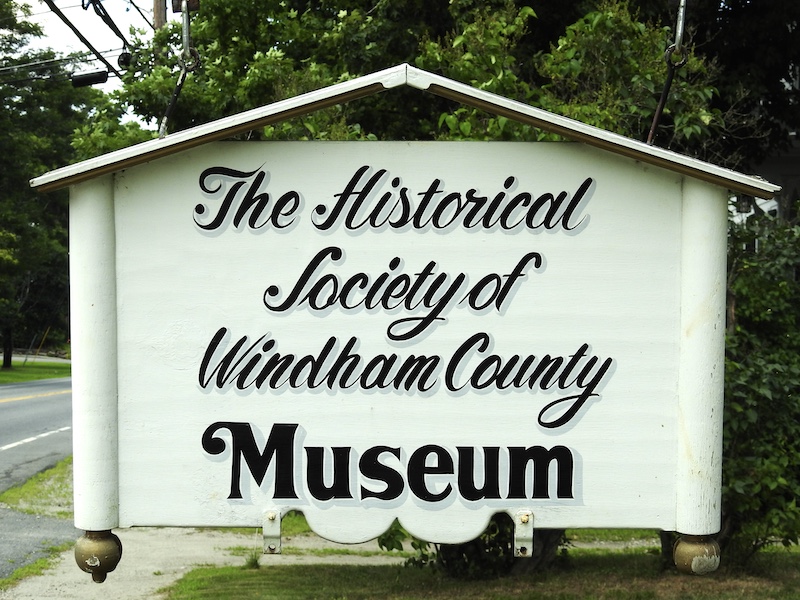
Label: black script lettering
xmin=407 ymin=445 xmax=455 ymax=502
xmin=263 ymin=248 xmax=542 ymax=341
xmin=201 ymin=422 xmax=299 ymax=500
xmin=305 ymin=447 xmax=354 ymax=500
xmin=203 ymin=423 xmax=576 ymax=503
xmin=200 ymin=329 xmax=614 ymax=428
xmin=312 ymin=166 xmax=389 ymax=231
xmin=508 ymin=445 xmax=574 ymax=499
xmin=313 ymin=166 xmax=593 ymax=233
xmin=359 ymin=446 xmax=404 ymax=501
xmin=457 ymin=447 xmax=502 ymax=501
xmin=194 ymin=166 xmax=301 ymax=232
xmin=446 ymin=333 xmax=614 ymax=428
xmin=199 ymin=328 xmax=440 ymax=392
xmin=461 ymin=252 xmax=542 ymax=311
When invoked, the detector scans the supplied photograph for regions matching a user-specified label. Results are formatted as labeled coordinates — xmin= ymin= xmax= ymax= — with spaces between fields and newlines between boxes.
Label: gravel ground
xmin=0 ymin=507 xmax=79 ymax=581
xmin=0 ymin=527 xmax=403 ymax=600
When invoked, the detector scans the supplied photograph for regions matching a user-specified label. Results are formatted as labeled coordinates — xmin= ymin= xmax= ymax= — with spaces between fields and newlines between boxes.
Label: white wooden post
xmin=70 ymin=175 xmax=120 ymax=531
xmin=674 ymin=177 xmax=727 ymax=572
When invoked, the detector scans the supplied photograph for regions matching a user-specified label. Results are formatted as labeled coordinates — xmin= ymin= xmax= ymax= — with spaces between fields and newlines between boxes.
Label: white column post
xmin=70 ymin=175 xmax=119 ymax=531
xmin=675 ymin=177 xmax=727 ymax=537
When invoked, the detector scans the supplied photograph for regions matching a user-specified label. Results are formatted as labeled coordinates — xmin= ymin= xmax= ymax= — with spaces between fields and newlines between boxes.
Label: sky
xmin=24 ymin=0 xmax=174 ymax=91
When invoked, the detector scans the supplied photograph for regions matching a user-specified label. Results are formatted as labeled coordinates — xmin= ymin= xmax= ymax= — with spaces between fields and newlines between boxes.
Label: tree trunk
xmin=2 ymin=326 xmax=13 ymax=368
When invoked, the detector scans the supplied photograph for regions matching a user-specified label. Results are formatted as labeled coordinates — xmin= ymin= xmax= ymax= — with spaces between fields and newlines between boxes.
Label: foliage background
xmin=0 ymin=0 xmax=103 ymax=365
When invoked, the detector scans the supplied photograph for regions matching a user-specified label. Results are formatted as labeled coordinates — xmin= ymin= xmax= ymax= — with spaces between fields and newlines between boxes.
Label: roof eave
xmin=31 ymin=63 xmax=781 ymax=199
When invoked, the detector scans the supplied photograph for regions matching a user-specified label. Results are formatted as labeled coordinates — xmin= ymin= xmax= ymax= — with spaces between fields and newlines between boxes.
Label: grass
xmin=0 ymin=456 xmax=74 ymax=519
xmin=160 ymin=547 xmax=800 ymax=600
xmin=210 ymin=511 xmax=312 ymax=538
xmin=0 ymin=360 xmax=70 ymax=384
xmin=568 ymin=528 xmax=658 ymax=544
xmin=228 ymin=543 xmax=406 ymax=560
xmin=0 ymin=542 xmax=73 ymax=592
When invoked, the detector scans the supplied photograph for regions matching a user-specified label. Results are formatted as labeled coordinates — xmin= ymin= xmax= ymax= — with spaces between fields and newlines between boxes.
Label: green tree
xmin=723 ymin=203 xmax=800 ymax=562
xmin=634 ymin=0 xmax=800 ymax=169
xmin=0 ymin=1 xmax=102 ymax=366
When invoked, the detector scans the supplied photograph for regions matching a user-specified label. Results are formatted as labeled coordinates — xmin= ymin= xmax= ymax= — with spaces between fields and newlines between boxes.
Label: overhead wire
xmin=40 ymin=0 xmax=121 ymax=76
xmin=0 ymin=47 xmax=122 ymax=71
xmin=2 ymin=1 xmax=154 ymax=87
xmin=0 ymin=53 xmax=85 ymax=73
xmin=0 ymin=4 xmax=81 ymax=26
xmin=0 ymin=47 xmax=125 ymax=86
xmin=0 ymin=48 xmax=122 ymax=76
xmin=82 ymin=0 xmax=129 ymax=49
xmin=0 ymin=68 xmax=120 ymax=86
xmin=125 ymin=0 xmax=154 ymax=31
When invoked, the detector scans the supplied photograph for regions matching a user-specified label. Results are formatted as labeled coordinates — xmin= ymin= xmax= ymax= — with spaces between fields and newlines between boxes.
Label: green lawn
xmin=0 ymin=456 xmax=73 ymax=519
xmin=0 ymin=360 xmax=70 ymax=384
xmin=160 ymin=548 xmax=800 ymax=600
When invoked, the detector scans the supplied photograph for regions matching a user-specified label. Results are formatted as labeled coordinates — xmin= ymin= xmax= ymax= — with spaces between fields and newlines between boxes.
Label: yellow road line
xmin=0 ymin=389 xmax=71 ymax=404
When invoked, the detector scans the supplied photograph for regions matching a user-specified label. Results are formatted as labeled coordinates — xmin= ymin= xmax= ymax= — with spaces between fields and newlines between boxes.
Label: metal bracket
xmin=513 ymin=510 xmax=534 ymax=558
xmin=263 ymin=509 xmax=281 ymax=554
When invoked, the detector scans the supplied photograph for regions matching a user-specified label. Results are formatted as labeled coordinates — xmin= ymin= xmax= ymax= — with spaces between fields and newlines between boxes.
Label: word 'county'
xmin=192 ymin=165 xmax=594 ymax=233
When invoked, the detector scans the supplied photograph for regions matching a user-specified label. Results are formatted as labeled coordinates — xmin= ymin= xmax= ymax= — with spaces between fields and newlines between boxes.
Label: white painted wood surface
xmin=64 ymin=141 xmax=728 ymax=542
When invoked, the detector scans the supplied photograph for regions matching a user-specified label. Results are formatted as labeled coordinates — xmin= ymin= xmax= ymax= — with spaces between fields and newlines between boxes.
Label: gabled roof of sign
xmin=32 ymin=63 xmax=780 ymax=198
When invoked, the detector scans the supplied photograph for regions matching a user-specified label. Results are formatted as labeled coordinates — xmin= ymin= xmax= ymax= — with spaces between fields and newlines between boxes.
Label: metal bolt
xmin=267 ymin=512 xmax=277 ymax=521
xmin=267 ymin=544 xmax=277 ymax=553
xmin=520 ymin=514 xmax=529 ymax=524
xmin=519 ymin=546 xmax=528 ymax=555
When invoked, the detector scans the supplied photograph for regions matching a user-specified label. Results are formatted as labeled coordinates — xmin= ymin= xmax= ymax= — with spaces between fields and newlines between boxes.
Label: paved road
xmin=0 ymin=377 xmax=72 ymax=493
xmin=0 ymin=377 xmax=79 ymax=580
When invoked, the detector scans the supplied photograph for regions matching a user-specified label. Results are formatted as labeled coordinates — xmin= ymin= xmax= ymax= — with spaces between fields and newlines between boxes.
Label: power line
xmin=0 ymin=70 xmax=119 ymax=86
xmin=40 ymin=0 xmax=121 ymax=77
xmin=0 ymin=48 xmax=121 ymax=74
xmin=125 ymin=0 xmax=154 ymax=31
xmin=0 ymin=54 xmax=81 ymax=73
xmin=0 ymin=4 xmax=82 ymax=26
xmin=0 ymin=46 xmax=127 ymax=87
xmin=82 ymin=0 xmax=129 ymax=49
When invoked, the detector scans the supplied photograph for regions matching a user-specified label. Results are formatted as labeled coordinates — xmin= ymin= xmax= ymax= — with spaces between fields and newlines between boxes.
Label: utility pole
xmin=154 ymin=0 xmax=167 ymax=29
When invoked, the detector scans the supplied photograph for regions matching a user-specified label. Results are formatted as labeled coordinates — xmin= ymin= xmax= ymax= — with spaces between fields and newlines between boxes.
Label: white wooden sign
xmin=69 ymin=141 xmax=728 ymax=545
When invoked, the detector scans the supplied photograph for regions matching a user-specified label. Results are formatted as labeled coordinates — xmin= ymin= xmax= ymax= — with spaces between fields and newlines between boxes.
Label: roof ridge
xmin=31 ymin=63 xmax=779 ymax=198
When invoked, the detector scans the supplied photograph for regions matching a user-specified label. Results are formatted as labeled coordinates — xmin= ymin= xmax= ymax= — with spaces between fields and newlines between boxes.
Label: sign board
xmin=68 ymin=141 xmax=728 ymax=544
